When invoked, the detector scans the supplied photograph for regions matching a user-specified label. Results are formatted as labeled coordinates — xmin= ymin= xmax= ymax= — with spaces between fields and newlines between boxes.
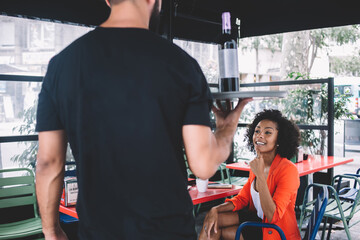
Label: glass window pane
xmin=0 ymin=82 xmax=40 ymax=136
xmin=0 ymin=15 xmax=94 ymax=137
xmin=0 ymin=141 xmax=35 ymax=170
xmin=0 ymin=141 xmax=74 ymax=170
xmin=174 ymin=39 xmax=219 ymax=84
xmin=0 ymin=15 xmax=93 ymax=76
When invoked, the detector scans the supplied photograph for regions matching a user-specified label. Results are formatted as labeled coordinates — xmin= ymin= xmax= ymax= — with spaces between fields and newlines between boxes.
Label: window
xmin=174 ymin=39 xmax=219 ymax=84
xmin=0 ymin=16 xmax=92 ymax=169
xmin=28 ymin=22 xmax=55 ymax=50
xmin=0 ymin=20 xmax=15 ymax=49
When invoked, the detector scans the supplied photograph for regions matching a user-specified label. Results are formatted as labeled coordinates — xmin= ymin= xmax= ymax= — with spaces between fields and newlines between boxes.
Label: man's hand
xmin=43 ymin=226 xmax=69 ymax=240
xmin=213 ymin=98 xmax=252 ymax=134
xmin=183 ymin=98 xmax=252 ymax=180
xmin=212 ymin=98 xmax=252 ymax=146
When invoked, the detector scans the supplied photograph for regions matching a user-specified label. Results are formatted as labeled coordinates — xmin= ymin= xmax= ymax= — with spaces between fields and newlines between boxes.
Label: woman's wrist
xmin=214 ymin=201 xmax=234 ymax=213
xmin=211 ymin=206 xmax=219 ymax=213
xmin=257 ymin=173 xmax=266 ymax=183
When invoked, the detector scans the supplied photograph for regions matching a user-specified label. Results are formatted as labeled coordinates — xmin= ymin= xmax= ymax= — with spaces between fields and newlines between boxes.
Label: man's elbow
xmin=189 ymin=163 xmax=218 ymax=180
xmin=36 ymin=155 xmax=64 ymax=175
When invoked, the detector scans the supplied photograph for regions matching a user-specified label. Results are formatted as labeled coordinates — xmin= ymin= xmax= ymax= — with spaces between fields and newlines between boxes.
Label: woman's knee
xmin=217 ymin=211 xmax=240 ymax=228
xmin=220 ymin=225 xmax=239 ymax=240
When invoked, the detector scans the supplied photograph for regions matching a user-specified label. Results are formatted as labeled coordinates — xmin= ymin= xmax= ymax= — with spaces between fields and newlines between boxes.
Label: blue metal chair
xmin=302 ymin=186 xmax=328 ymax=240
xmin=299 ymin=176 xmax=360 ymax=240
xmin=235 ymin=222 xmax=286 ymax=240
xmin=235 ymin=186 xmax=328 ymax=240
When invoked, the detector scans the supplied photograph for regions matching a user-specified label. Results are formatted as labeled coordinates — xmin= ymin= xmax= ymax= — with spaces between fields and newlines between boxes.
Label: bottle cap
xmin=222 ymin=12 xmax=231 ymax=30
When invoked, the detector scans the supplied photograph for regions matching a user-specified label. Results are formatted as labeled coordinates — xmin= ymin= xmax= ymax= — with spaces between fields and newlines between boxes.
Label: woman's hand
xmin=203 ymin=207 xmax=219 ymax=238
xmin=249 ymin=149 xmax=265 ymax=178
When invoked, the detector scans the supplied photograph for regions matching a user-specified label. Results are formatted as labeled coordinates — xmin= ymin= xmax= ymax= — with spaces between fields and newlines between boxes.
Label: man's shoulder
xmin=56 ymin=30 xmax=95 ymax=58
xmin=157 ymin=37 xmax=196 ymax=62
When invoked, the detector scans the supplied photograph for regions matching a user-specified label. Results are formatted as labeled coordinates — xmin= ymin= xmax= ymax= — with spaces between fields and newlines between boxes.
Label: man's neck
xmin=101 ymin=1 xmax=149 ymax=29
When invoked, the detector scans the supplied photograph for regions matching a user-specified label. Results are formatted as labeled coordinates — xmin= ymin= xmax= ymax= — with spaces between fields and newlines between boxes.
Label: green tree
xmin=279 ymin=74 xmax=353 ymax=155
xmin=238 ymin=34 xmax=282 ymax=81
xmin=280 ymin=25 xmax=360 ymax=78
xmin=330 ymin=56 xmax=360 ymax=76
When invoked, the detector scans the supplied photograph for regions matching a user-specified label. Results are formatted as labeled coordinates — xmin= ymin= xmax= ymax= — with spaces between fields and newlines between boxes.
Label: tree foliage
xmin=278 ymin=73 xmax=353 ymax=155
xmin=239 ymin=34 xmax=282 ymax=53
xmin=330 ymin=56 xmax=360 ymax=77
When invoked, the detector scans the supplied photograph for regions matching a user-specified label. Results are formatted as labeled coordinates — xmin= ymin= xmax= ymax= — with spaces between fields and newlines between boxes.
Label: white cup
xmin=196 ymin=178 xmax=208 ymax=192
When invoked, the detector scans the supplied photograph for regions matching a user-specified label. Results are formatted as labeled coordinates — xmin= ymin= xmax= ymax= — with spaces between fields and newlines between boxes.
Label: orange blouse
xmin=226 ymin=154 xmax=301 ymax=240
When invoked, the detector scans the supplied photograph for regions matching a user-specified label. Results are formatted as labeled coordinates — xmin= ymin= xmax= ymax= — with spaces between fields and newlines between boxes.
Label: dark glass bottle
xmin=218 ymin=12 xmax=239 ymax=92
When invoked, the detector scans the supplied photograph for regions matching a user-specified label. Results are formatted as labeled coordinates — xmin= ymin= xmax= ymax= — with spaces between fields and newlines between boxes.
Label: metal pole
xmin=343 ymin=120 xmax=346 ymax=157
xmin=328 ymin=77 xmax=334 ymax=157
xmin=327 ymin=77 xmax=335 ymax=182
xmin=167 ymin=0 xmax=174 ymax=42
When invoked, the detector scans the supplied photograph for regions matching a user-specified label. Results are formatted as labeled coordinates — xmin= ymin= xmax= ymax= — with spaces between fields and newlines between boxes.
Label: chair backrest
xmin=351 ymin=168 xmax=360 ymax=189
xmin=235 ymin=221 xmax=286 ymax=240
xmin=0 ymin=168 xmax=39 ymax=218
xmin=303 ymin=186 xmax=328 ymax=240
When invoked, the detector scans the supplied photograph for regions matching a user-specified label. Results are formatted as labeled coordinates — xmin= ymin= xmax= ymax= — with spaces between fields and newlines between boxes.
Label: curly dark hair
xmin=245 ymin=109 xmax=300 ymax=160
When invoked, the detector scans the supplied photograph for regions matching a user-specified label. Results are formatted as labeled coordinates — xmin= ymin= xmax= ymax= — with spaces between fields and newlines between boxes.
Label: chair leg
xmin=299 ymin=208 xmax=306 ymax=232
xmin=226 ymin=168 xmax=232 ymax=184
xmin=332 ymin=218 xmax=352 ymax=240
xmin=320 ymin=217 xmax=328 ymax=240
xmin=220 ymin=169 xmax=225 ymax=184
xmin=342 ymin=219 xmax=352 ymax=240
xmin=326 ymin=219 xmax=333 ymax=240
xmin=193 ymin=204 xmax=201 ymax=217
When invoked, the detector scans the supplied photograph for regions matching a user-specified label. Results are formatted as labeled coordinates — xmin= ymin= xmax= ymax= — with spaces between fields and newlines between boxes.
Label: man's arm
xmin=36 ymin=130 xmax=68 ymax=240
xmin=183 ymin=98 xmax=251 ymax=180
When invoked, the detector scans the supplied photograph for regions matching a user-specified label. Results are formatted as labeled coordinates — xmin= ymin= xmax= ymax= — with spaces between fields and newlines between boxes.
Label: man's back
xmin=36 ymin=27 xmax=212 ymax=239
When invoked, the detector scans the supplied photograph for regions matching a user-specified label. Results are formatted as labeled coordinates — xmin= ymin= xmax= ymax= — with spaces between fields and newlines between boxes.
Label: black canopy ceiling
xmin=1 ymin=0 xmax=360 ymax=43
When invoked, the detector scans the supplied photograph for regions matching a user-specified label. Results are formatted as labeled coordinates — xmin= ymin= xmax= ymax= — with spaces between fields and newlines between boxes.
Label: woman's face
xmin=252 ymin=119 xmax=279 ymax=154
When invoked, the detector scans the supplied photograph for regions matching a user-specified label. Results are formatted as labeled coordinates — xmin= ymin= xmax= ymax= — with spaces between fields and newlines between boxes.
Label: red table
xmin=226 ymin=155 xmax=354 ymax=177
xmin=59 ymin=205 xmax=78 ymax=219
xmin=59 ymin=185 xmax=242 ymax=219
xmin=189 ymin=185 xmax=242 ymax=205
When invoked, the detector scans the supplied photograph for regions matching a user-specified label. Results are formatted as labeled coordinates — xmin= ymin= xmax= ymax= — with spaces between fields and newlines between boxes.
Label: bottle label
xmin=218 ymin=48 xmax=239 ymax=78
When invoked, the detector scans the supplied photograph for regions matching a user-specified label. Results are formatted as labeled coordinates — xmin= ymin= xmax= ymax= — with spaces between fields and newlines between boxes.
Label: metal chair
xmin=302 ymin=186 xmax=328 ymax=240
xmin=299 ymin=175 xmax=360 ymax=240
xmin=235 ymin=186 xmax=328 ymax=240
xmin=336 ymin=168 xmax=360 ymax=202
xmin=0 ymin=168 xmax=43 ymax=239
xmin=218 ymin=163 xmax=248 ymax=186
xmin=235 ymin=222 xmax=286 ymax=240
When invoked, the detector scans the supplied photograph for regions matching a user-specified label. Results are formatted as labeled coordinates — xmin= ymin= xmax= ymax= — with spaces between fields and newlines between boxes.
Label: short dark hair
xmin=245 ymin=109 xmax=300 ymax=160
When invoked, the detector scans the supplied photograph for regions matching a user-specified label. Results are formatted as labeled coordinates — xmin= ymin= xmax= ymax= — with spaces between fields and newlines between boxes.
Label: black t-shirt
xmin=36 ymin=27 xmax=212 ymax=239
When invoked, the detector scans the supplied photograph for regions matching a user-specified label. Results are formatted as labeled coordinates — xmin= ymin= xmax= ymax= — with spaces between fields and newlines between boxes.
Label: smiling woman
xmin=199 ymin=109 xmax=301 ymax=240
xmin=245 ymin=109 xmax=300 ymax=160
